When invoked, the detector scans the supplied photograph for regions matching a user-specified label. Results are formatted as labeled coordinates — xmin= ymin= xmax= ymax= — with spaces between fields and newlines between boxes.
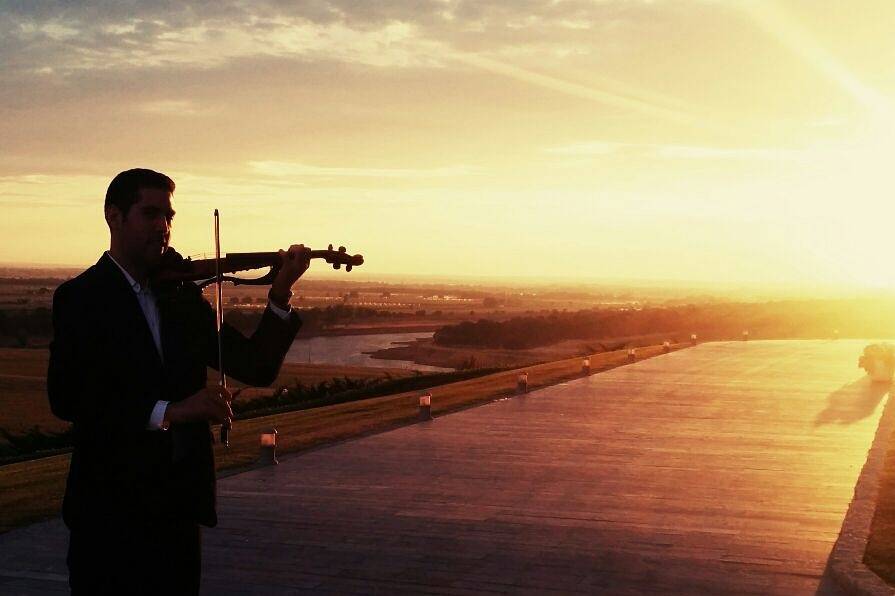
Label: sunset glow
xmin=3 ymin=1 xmax=895 ymax=289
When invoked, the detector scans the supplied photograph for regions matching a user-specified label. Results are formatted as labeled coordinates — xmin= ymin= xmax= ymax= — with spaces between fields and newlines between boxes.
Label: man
xmin=48 ymin=168 xmax=307 ymax=595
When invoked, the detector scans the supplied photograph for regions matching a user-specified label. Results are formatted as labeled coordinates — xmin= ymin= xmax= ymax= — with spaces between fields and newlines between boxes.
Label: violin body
xmin=153 ymin=245 xmax=364 ymax=288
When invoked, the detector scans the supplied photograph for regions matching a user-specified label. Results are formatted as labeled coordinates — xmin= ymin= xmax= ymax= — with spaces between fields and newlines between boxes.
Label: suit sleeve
xmin=47 ymin=284 xmax=160 ymax=433
xmin=202 ymin=299 xmax=302 ymax=387
xmin=46 ymin=285 xmax=79 ymax=422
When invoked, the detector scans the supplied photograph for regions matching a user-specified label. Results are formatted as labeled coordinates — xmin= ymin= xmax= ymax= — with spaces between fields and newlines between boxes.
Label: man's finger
xmin=295 ymin=244 xmax=311 ymax=267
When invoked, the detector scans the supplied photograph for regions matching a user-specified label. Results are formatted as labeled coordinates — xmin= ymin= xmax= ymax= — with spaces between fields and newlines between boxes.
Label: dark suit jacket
xmin=48 ymin=252 xmax=301 ymax=529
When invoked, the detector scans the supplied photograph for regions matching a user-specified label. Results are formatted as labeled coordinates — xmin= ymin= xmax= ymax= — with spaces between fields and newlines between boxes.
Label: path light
xmin=419 ymin=392 xmax=432 ymax=421
xmin=691 ymin=334 xmax=697 ymax=342
xmin=259 ymin=428 xmax=278 ymax=466
xmin=663 ymin=341 xmax=671 ymax=353
xmin=627 ymin=348 xmax=636 ymax=361
xmin=742 ymin=330 xmax=749 ymax=341
xmin=517 ymin=372 xmax=529 ymax=394
xmin=582 ymin=357 xmax=591 ymax=375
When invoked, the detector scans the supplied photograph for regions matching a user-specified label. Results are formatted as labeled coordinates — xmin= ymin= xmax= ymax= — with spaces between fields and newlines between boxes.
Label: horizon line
xmin=0 ymin=260 xmax=888 ymax=297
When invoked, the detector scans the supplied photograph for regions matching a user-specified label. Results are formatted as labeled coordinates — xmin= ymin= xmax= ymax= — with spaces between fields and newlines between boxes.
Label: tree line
xmin=433 ymin=299 xmax=895 ymax=349
xmin=0 ymin=303 xmax=437 ymax=347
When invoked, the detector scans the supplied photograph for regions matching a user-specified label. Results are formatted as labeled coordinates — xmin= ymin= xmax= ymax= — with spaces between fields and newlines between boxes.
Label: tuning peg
xmin=338 ymin=246 xmax=346 ymax=253
xmin=333 ymin=263 xmax=341 ymax=269
xmin=346 ymin=264 xmax=352 ymax=272
xmin=328 ymin=244 xmax=333 ymax=251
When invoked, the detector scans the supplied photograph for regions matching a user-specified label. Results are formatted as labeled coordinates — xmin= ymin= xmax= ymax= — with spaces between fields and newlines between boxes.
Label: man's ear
xmin=104 ymin=204 xmax=123 ymax=232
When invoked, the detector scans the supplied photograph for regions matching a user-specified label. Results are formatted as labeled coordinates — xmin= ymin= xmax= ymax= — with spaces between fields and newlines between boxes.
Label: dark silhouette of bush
xmin=232 ymin=367 xmax=503 ymax=418
xmin=0 ymin=426 xmax=73 ymax=462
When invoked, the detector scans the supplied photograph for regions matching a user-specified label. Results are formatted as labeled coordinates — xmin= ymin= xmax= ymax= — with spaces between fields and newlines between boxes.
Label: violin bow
xmin=214 ymin=209 xmax=230 ymax=448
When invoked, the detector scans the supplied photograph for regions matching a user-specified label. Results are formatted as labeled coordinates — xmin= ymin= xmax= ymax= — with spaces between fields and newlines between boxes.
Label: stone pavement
xmin=0 ymin=340 xmax=889 ymax=594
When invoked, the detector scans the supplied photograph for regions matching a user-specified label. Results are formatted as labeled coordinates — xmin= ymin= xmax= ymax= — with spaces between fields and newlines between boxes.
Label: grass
xmin=0 ymin=342 xmax=686 ymax=533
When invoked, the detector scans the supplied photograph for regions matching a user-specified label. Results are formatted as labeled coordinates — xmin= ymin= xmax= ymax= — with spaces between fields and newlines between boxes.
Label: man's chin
xmin=145 ymin=246 xmax=167 ymax=267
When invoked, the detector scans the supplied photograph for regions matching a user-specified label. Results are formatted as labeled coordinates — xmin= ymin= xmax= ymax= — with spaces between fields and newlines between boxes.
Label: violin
xmin=151 ymin=240 xmax=362 ymax=449
xmin=152 ymin=244 xmax=364 ymax=288
xmin=154 ymin=208 xmax=364 ymax=450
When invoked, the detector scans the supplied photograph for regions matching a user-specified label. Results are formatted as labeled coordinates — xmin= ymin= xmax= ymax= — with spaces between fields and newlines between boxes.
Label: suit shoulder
xmin=53 ymin=264 xmax=103 ymax=305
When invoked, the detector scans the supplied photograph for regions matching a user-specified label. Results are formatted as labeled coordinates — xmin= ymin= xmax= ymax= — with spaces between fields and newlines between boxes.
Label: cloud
xmin=0 ymin=1 xmax=673 ymax=75
xmin=1 ymin=1 xmax=737 ymax=141
xmin=453 ymin=52 xmax=740 ymax=135
xmin=548 ymin=141 xmax=801 ymax=161
xmin=547 ymin=141 xmax=620 ymax=156
xmin=4 ymin=14 xmax=444 ymax=72
xmin=654 ymin=144 xmax=800 ymax=161
xmin=137 ymin=99 xmax=206 ymax=115
xmin=248 ymin=160 xmax=478 ymax=179
xmin=0 ymin=173 xmax=108 ymax=206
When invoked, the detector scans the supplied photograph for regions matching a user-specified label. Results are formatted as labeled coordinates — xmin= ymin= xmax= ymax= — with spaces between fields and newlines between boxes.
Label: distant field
xmin=0 ymin=348 xmax=411 ymax=439
xmin=0 ymin=349 xmax=60 ymax=436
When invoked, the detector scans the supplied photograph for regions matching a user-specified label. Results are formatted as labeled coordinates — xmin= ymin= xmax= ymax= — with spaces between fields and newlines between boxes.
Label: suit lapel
xmin=159 ymin=292 xmax=184 ymax=379
xmin=95 ymin=253 xmax=164 ymax=373
xmin=155 ymin=278 xmax=207 ymax=399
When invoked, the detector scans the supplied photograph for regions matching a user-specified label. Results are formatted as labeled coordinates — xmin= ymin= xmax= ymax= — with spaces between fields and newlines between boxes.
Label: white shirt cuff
xmin=267 ymin=299 xmax=292 ymax=320
xmin=146 ymin=400 xmax=170 ymax=430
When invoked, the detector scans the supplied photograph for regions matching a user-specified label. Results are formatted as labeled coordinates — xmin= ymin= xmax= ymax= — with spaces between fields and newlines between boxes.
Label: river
xmin=284 ymin=332 xmax=450 ymax=372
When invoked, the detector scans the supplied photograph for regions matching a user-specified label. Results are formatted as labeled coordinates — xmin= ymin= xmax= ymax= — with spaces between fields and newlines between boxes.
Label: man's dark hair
xmin=104 ymin=168 xmax=175 ymax=216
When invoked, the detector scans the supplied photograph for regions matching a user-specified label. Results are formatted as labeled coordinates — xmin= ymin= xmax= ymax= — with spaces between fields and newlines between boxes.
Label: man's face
xmin=107 ymin=188 xmax=175 ymax=270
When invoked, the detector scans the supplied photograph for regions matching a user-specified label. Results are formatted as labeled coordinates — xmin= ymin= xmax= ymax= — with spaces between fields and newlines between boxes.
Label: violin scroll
xmin=326 ymin=244 xmax=361 ymax=272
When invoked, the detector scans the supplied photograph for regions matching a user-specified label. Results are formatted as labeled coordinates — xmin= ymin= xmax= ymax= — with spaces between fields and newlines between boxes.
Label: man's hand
xmin=269 ymin=244 xmax=311 ymax=308
xmin=165 ymin=386 xmax=234 ymax=425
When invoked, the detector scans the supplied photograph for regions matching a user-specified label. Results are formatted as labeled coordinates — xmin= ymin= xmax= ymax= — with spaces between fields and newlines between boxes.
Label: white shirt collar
xmin=105 ymin=251 xmax=145 ymax=293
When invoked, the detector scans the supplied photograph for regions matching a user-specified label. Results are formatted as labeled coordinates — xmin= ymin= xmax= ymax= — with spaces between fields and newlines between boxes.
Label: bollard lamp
xmin=419 ymin=392 xmax=433 ymax=421
xmin=517 ymin=372 xmax=529 ymax=394
xmin=259 ymin=428 xmax=278 ymax=465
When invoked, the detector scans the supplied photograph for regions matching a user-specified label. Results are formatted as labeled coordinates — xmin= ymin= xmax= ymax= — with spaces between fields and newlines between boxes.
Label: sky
xmin=3 ymin=1 xmax=895 ymax=290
